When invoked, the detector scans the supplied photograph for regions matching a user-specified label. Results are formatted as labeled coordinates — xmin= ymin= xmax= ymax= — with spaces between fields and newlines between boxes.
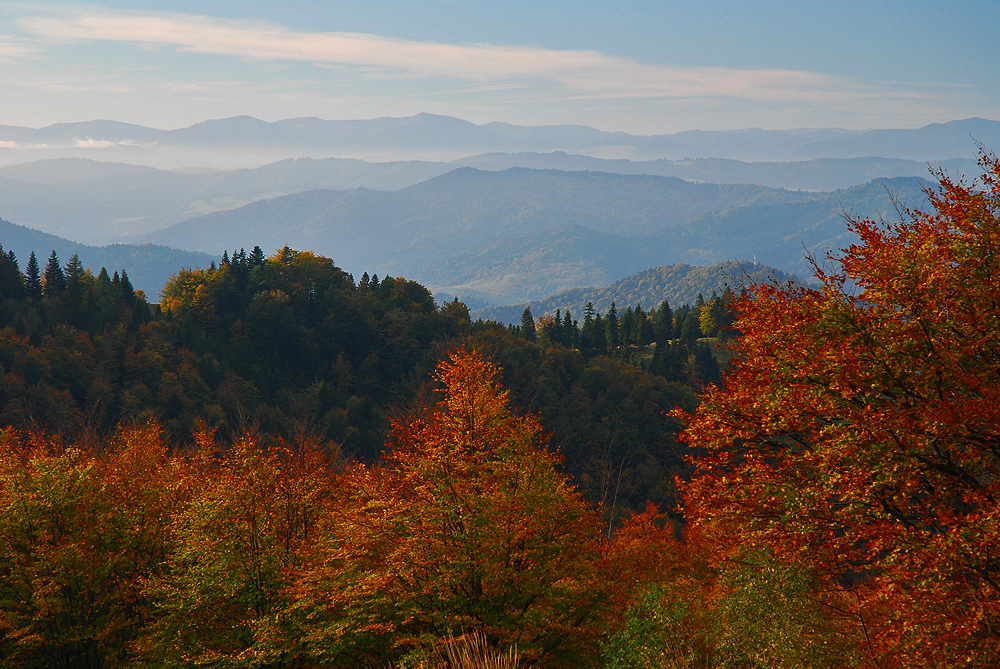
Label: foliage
xmin=286 ymin=349 xmax=604 ymax=667
xmin=677 ymin=152 xmax=1000 ymax=667
xmin=0 ymin=423 xmax=178 ymax=668
xmin=141 ymin=428 xmax=333 ymax=667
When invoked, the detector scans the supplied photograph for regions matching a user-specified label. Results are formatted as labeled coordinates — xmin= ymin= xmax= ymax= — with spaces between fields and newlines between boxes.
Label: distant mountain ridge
xmin=0 ymin=153 xmax=965 ymax=245
xmin=472 ymin=260 xmax=804 ymax=324
xmin=131 ymin=168 xmax=930 ymax=305
xmin=0 ymin=114 xmax=995 ymax=168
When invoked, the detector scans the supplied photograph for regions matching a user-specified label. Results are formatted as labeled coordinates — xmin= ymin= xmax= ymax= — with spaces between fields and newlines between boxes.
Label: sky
xmin=0 ymin=1 xmax=997 ymax=134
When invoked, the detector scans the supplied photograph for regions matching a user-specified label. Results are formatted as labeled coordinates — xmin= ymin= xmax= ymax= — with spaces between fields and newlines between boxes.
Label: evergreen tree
xmin=681 ymin=310 xmax=701 ymax=348
xmin=43 ymin=250 xmax=66 ymax=297
xmin=64 ymin=254 xmax=86 ymax=294
xmin=119 ymin=270 xmax=135 ymax=303
xmin=655 ymin=300 xmax=673 ymax=344
xmin=0 ymin=244 xmax=24 ymax=299
xmin=562 ymin=310 xmax=576 ymax=349
xmin=592 ymin=313 xmax=607 ymax=354
xmin=580 ymin=302 xmax=596 ymax=353
xmin=520 ymin=307 xmax=536 ymax=342
xmin=24 ymin=251 xmax=42 ymax=302
xmin=249 ymin=245 xmax=265 ymax=267
xmin=634 ymin=303 xmax=652 ymax=346
xmin=691 ymin=342 xmax=722 ymax=386
xmin=620 ymin=306 xmax=634 ymax=345
xmin=605 ymin=301 xmax=619 ymax=351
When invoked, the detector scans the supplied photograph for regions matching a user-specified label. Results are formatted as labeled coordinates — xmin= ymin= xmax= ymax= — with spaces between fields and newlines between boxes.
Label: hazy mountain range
xmin=132 ymin=168 xmax=929 ymax=305
xmin=0 ymin=112 xmax=984 ymax=306
xmin=0 ymin=114 xmax=994 ymax=168
xmin=0 ymin=154 xmax=969 ymax=246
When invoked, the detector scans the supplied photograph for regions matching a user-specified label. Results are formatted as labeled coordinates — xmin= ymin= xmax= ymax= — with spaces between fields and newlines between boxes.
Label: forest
xmin=0 ymin=153 xmax=997 ymax=668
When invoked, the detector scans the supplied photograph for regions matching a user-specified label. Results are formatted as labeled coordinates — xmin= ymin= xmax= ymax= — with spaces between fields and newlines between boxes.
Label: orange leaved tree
xmin=288 ymin=348 xmax=603 ymax=667
xmin=677 ymin=153 xmax=1000 ymax=668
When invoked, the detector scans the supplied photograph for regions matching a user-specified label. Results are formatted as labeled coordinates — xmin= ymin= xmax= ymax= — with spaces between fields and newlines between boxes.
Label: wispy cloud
xmin=0 ymin=33 xmax=35 ymax=60
xmin=14 ymin=6 xmax=908 ymax=107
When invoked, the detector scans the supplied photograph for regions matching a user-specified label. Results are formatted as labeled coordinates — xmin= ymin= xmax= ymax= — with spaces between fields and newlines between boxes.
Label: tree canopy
xmin=677 ymin=152 xmax=1000 ymax=667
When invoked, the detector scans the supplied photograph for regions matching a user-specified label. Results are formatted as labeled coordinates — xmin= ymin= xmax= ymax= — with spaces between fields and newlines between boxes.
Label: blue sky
xmin=0 ymin=1 xmax=997 ymax=133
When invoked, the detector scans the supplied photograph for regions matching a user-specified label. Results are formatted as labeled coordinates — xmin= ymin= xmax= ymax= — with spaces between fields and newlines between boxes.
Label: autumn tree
xmin=0 ymin=423 xmax=179 ymax=668
xmin=677 ymin=152 xmax=1000 ymax=668
xmin=287 ymin=348 xmax=603 ymax=667
xmin=141 ymin=427 xmax=333 ymax=667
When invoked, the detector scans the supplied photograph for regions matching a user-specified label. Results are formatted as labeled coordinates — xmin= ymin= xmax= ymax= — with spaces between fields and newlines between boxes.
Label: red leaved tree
xmin=677 ymin=153 xmax=1000 ymax=668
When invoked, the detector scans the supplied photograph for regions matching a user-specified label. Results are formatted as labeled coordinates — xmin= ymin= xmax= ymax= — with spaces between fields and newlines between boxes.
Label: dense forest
xmin=0 ymin=153 xmax=997 ymax=668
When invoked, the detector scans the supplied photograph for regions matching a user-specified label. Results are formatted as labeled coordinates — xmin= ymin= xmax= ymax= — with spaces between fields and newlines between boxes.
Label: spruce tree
xmin=249 ymin=245 xmax=265 ymax=267
xmin=64 ymin=254 xmax=86 ymax=294
xmin=43 ymin=250 xmax=66 ymax=297
xmin=25 ymin=251 xmax=42 ymax=302
xmin=655 ymin=300 xmax=673 ymax=344
xmin=562 ymin=310 xmax=575 ymax=348
xmin=119 ymin=270 xmax=135 ymax=303
xmin=520 ymin=307 xmax=536 ymax=342
xmin=0 ymin=244 xmax=24 ymax=299
xmin=605 ymin=302 xmax=619 ymax=351
xmin=681 ymin=310 xmax=701 ymax=348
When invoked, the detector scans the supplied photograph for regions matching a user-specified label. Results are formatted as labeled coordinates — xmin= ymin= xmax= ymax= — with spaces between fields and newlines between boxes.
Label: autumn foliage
xmin=678 ymin=152 xmax=1000 ymax=667
xmin=0 ymin=349 xmax=609 ymax=668
xmin=285 ymin=348 xmax=603 ymax=667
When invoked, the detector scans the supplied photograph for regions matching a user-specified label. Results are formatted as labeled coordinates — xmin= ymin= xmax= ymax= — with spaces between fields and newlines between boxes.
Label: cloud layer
xmin=1 ymin=4 xmax=990 ymax=133
xmin=17 ymin=7 xmax=897 ymax=107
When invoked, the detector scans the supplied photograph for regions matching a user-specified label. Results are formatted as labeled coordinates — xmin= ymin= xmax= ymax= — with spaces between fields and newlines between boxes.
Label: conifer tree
xmin=680 ymin=310 xmax=700 ymax=347
xmin=64 ymin=254 xmax=86 ymax=295
xmin=605 ymin=301 xmax=619 ymax=351
xmin=249 ymin=245 xmax=265 ymax=266
xmin=520 ymin=306 xmax=536 ymax=342
xmin=24 ymin=251 xmax=42 ymax=302
xmin=119 ymin=270 xmax=135 ymax=303
xmin=0 ymin=244 xmax=23 ymax=299
xmin=43 ymin=250 xmax=66 ymax=297
xmin=562 ymin=310 xmax=576 ymax=348
xmin=655 ymin=300 xmax=673 ymax=344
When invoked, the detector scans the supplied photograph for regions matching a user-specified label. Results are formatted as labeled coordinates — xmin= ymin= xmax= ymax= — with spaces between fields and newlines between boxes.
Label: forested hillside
xmin=0 ymin=242 xmax=706 ymax=517
xmin=1 ymin=155 xmax=997 ymax=668
xmin=476 ymin=259 xmax=802 ymax=324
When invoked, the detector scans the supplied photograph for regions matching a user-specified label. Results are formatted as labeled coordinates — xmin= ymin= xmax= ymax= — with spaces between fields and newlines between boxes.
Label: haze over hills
xmin=0 ymin=112 xmax=974 ymax=308
xmin=0 ymin=153 xmax=969 ymax=245
xmin=0 ymin=114 xmax=994 ymax=169
xmin=130 ymin=168 xmax=929 ymax=305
